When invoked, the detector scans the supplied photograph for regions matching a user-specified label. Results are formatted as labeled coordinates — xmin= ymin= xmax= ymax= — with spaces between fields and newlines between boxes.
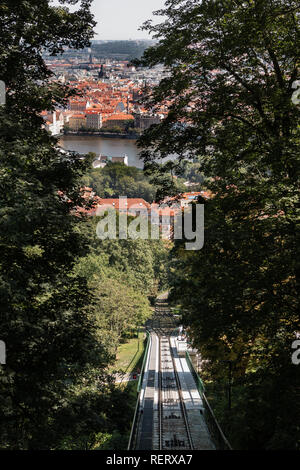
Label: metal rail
xmin=167 ymin=336 xmax=194 ymax=450
xmin=153 ymin=300 xmax=194 ymax=451
xmin=137 ymin=330 xmax=150 ymax=393
xmin=158 ymin=336 xmax=163 ymax=450
xmin=127 ymin=331 xmax=151 ymax=450
xmin=131 ymin=296 xmax=227 ymax=451
xmin=185 ymin=350 xmax=232 ymax=450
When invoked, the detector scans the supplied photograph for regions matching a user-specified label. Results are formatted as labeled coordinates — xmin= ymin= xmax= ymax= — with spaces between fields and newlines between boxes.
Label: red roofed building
xmin=102 ymin=113 xmax=134 ymax=130
xmin=96 ymin=198 xmax=151 ymax=216
xmin=69 ymin=100 xmax=89 ymax=112
xmin=85 ymin=111 xmax=102 ymax=129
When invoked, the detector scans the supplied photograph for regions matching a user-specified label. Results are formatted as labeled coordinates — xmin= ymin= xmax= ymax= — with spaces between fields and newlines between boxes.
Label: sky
xmin=94 ymin=0 xmax=166 ymax=40
xmin=52 ymin=1 xmax=167 ymax=40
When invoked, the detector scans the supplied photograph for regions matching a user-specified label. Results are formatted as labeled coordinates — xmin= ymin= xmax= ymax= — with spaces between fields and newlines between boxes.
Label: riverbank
xmin=64 ymin=130 xmax=140 ymax=140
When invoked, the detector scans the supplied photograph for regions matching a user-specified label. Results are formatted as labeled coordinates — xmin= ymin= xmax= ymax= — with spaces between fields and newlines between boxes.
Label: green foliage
xmin=102 ymin=121 xmax=135 ymax=133
xmin=138 ymin=0 xmax=300 ymax=450
xmin=0 ymin=0 xmax=96 ymax=120
xmin=0 ymin=0 xmax=137 ymax=450
xmin=174 ymin=157 xmax=205 ymax=186
xmin=78 ymin=215 xmax=169 ymax=293
xmin=82 ymin=161 xmax=158 ymax=202
xmin=111 ymin=331 xmax=146 ymax=374
xmin=92 ymin=40 xmax=152 ymax=60
xmin=100 ymin=125 xmax=124 ymax=133
xmin=74 ymin=215 xmax=170 ymax=353
xmin=90 ymin=274 xmax=152 ymax=350
xmin=144 ymin=160 xmax=194 ymax=200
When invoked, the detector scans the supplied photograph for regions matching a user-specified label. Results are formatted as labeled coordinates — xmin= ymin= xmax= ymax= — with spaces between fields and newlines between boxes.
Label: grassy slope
xmin=111 ymin=330 xmax=146 ymax=375
xmin=96 ymin=331 xmax=147 ymax=450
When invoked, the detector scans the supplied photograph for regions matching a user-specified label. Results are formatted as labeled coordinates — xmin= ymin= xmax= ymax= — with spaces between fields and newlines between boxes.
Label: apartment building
xmin=86 ymin=111 xmax=102 ymax=130
xmin=68 ymin=114 xmax=86 ymax=131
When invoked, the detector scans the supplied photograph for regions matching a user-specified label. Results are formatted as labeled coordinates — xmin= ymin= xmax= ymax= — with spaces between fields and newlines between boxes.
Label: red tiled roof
xmin=104 ymin=113 xmax=134 ymax=121
xmin=97 ymin=198 xmax=151 ymax=210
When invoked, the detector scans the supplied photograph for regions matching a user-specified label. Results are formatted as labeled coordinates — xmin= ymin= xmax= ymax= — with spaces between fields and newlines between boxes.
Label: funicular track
xmin=152 ymin=298 xmax=193 ymax=450
xmin=132 ymin=295 xmax=218 ymax=451
xmin=158 ymin=335 xmax=194 ymax=450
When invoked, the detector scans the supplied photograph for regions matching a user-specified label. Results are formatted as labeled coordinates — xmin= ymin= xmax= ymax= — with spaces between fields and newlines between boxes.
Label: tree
xmin=92 ymin=40 xmax=152 ymax=60
xmin=90 ymin=273 xmax=151 ymax=351
xmin=74 ymin=215 xmax=169 ymax=298
xmin=82 ymin=161 xmax=158 ymax=201
xmin=137 ymin=0 xmax=300 ymax=449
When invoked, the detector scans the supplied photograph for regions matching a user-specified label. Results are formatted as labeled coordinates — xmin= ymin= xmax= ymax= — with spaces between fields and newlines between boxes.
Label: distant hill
xmin=43 ymin=40 xmax=155 ymax=62
xmin=91 ymin=40 xmax=154 ymax=60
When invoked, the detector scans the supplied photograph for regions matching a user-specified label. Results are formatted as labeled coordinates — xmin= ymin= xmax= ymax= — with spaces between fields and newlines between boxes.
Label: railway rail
xmin=157 ymin=335 xmax=194 ymax=450
xmin=130 ymin=295 xmax=220 ymax=450
xmin=150 ymin=297 xmax=194 ymax=449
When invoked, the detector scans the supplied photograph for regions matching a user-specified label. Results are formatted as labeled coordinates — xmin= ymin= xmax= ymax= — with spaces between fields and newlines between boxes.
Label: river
xmin=59 ymin=135 xmax=144 ymax=169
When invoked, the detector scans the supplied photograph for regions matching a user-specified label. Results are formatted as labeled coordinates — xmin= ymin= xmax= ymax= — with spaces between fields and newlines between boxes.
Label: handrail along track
xmin=153 ymin=299 xmax=194 ymax=450
xmin=129 ymin=295 xmax=230 ymax=450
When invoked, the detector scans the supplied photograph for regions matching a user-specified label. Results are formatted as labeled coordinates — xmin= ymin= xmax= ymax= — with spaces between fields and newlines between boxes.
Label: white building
xmin=44 ymin=111 xmax=64 ymax=136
